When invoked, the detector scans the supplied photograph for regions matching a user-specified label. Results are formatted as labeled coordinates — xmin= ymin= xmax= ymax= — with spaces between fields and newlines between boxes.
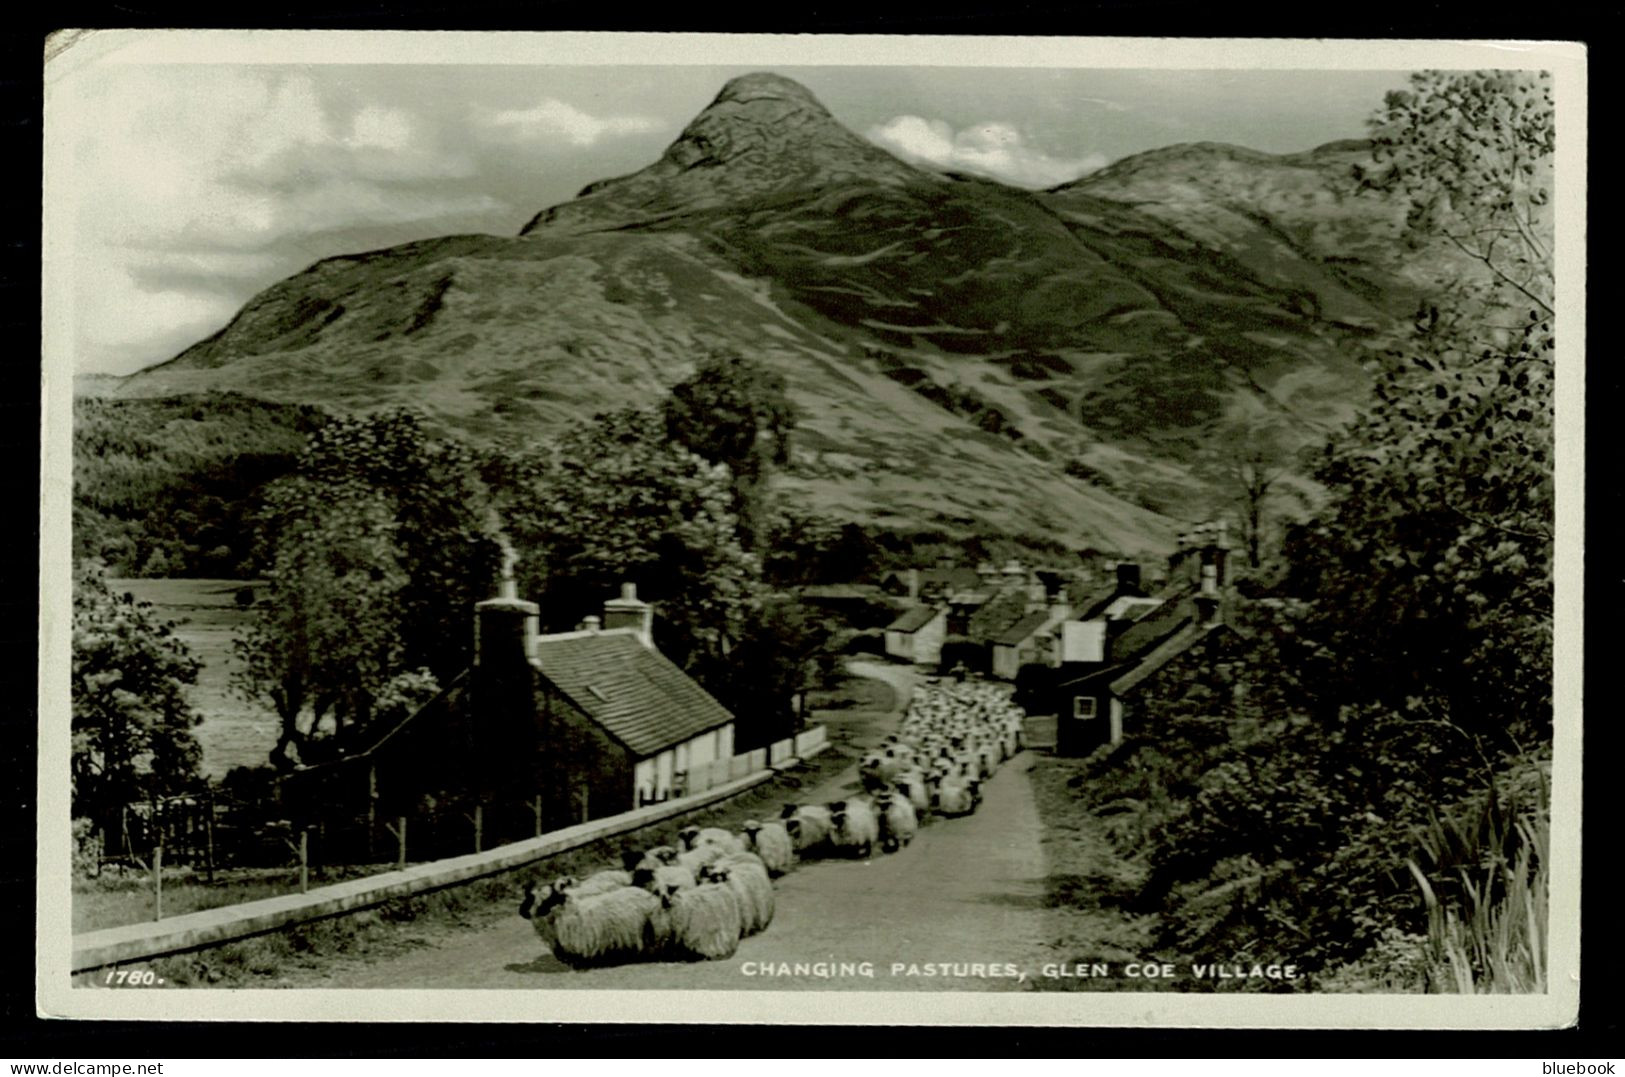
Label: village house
xmin=288 ymin=574 xmax=740 ymax=851
xmin=990 ymin=608 xmax=1066 ymax=680
xmin=1051 ymin=522 xmax=1239 ymax=756
xmin=883 ymin=604 xmax=949 ymax=665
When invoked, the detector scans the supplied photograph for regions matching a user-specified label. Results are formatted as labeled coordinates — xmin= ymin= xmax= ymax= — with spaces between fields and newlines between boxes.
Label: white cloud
xmin=54 ymin=66 xmax=503 ymax=374
xmin=866 ymin=115 xmax=1107 ymax=189
xmin=476 ymin=98 xmax=662 ymax=147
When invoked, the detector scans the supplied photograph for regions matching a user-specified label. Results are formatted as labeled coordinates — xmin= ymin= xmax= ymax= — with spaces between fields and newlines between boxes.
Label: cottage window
xmin=1073 ymin=696 xmax=1098 ymax=720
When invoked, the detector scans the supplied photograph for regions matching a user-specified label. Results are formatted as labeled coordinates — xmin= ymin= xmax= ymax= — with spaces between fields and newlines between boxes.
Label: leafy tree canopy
xmin=72 ymin=561 xmax=203 ymax=823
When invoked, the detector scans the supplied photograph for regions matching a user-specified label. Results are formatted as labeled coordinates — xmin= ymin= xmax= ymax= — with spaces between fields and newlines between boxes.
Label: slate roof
xmin=532 ymin=629 xmax=734 ymax=758
xmin=1070 ymin=582 xmax=1123 ymax=621
xmin=1110 ymin=588 xmax=1197 ymax=662
xmin=991 ymin=610 xmax=1055 ymax=647
xmin=967 ymin=587 xmax=1032 ymax=641
xmin=886 ymin=606 xmax=943 ymax=634
xmin=1109 ymin=623 xmax=1210 ymax=695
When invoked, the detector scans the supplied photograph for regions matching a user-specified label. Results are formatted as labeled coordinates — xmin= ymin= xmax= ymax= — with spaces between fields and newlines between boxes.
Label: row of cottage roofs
xmin=294 ymin=526 xmax=1238 ymax=815
xmin=293 ymin=576 xmax=743 ymax=827
xmin=882 ymin=522 xmax=1241 ymax=754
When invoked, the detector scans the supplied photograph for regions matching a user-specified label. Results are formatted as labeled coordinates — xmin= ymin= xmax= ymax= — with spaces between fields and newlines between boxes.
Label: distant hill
xmin=108 ymin=72 xmax=1432 ymax=556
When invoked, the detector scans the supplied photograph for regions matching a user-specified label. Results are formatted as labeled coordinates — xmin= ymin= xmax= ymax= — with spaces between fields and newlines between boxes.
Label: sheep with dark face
xmin=648 ymin=871 xmax=742 ymax=961
xmin=875 ymin=789 xmax=919 ymax=852
xmin=519 ymin=878 xmax=659 ymax=968
xmin=827 ymin=798 xmax=879 ymax=858
xmin=629 ymin=849 xmax=697 ymax=895
xmin=780 ymin=802 xmax=833 ymax=854
xmin=738 ymin=819 xmax=795 ymax=876
xmin=893 ymin=771 xmax=931 ymax=815
xmin=679 ymin=825 xmax=744 ymax=854
xmin=703 ymin=853 xmax=774 ymax=936
xmin=675 ymin=841 xmax=729 ymax=877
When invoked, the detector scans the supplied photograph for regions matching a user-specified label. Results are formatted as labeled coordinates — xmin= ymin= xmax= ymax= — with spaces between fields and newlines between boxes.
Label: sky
xmin=47 ymin=44 xmax=1416 ymax=377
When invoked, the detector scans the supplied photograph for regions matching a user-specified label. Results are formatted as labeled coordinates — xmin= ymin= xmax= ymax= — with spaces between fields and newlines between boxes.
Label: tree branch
xmin=1442 ymin=231 xmax=1554 ymax=316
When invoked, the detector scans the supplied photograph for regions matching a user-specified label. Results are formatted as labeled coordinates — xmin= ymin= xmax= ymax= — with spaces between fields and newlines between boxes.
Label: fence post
xmin=367 ymin=765 xmax=378 ymax=861
xmin=204 ymin=790 xmax=215 ymax=884
xmin=474 ymin=805 xmax=483 ymax=853
xmin=397 ymin=817 xmax=407 ymax=869
xmin=532 ymin=795 xmax=543 ymax=838
xmin=152 ymin=844 xmax=163 ymax=922
xmin=299 ymin=829 xmax=309 ymax=894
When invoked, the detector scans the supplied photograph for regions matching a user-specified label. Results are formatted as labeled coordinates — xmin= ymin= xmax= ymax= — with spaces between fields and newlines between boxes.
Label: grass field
xmin=107 ymin=578 xmax=279 ymax=778
xmin=72 ymin=863 xmax=391 ymax=934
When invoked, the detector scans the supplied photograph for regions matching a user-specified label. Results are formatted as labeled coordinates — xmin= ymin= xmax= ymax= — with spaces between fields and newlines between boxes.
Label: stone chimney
xmin=603 ymin=582 xmax=654 ymax=648
xmin=475 ymin=548 xmax=539 ymax=670
xmin=1191 ymin=520 xmax=1228 ymax=625
xmin=976 ymin=561 xmax=1000 ymax=587
xmin=1196 ymin=519 xmax=1231 ymax=589
xmin=1115 ymin=562 xmax=1142 ymax=594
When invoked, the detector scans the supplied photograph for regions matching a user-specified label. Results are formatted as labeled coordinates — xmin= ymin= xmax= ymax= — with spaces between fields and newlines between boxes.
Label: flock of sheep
xmin=518 ymin=679 xmax=1028 ymax=968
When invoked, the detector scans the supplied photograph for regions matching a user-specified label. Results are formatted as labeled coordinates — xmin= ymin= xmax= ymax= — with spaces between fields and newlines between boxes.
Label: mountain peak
xmin=712 ymin=71 xmax=830 ymax=111
xmin=521 ymin=71 xmax=926 ymax=234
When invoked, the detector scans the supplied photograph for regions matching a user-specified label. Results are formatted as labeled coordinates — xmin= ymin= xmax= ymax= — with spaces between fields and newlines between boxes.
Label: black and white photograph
xmin=37 ymin=32 xmax=1584 ymax=1027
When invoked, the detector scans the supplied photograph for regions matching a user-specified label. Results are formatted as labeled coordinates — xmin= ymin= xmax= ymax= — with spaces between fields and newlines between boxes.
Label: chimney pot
xmin=603 ymin=581 xmax=654 ymax=648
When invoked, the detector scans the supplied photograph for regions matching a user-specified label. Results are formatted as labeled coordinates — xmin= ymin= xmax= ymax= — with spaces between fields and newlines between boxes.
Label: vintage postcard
xmin=38 ymin=32 xmax=1585 ymax=1027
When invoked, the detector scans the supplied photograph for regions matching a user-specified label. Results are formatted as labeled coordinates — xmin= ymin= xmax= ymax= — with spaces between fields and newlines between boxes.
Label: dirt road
xmin=299 ymin=664 xmax=1056 ymax=992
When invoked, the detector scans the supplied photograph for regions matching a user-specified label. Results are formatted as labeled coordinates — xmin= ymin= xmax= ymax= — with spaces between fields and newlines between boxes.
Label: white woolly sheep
xmin=676 ymin=841 xmax=729 ymax=877
xmin=679 ymin=825 xmax=743 ymax=854
xmin=643 ymin=844 xmax=682 ymax=866
xmin=739 ymin=819 xmax=796 ymax=876
xmin=894 ymin=771 xmax=931 ymax=815
xmin=629 ymin=852 xmax=697 ymax=896
xmin=560 ymin=869 xmax=633 ymax=898
xmin=874 ymin=790 xmax=919 ymax=852
xmin=780 ymin=803 xmax=833 ymax=853
xmin=649 ymin=874 xmax=743 ymax=961
xmin=522 ymin=882 xmax=659 ymax=968
xmin=933 ymin=775 xmax=976 ymax=817
xmin=704 ymin=855 xmax=775 ymax=936
xmin=827 ymin=798 xmax=879 ymax=858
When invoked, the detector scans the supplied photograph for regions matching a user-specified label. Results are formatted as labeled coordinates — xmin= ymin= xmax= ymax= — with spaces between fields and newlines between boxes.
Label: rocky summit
xmin=112 ymin=73 xmax=1429 ymax=555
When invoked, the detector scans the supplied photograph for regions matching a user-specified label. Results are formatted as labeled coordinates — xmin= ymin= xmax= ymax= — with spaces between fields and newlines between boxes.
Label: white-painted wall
xmin=631 ymin=724 xmax=739 ymax=804
xmin=1062 ymin=620 xmax=1107 ymax=662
